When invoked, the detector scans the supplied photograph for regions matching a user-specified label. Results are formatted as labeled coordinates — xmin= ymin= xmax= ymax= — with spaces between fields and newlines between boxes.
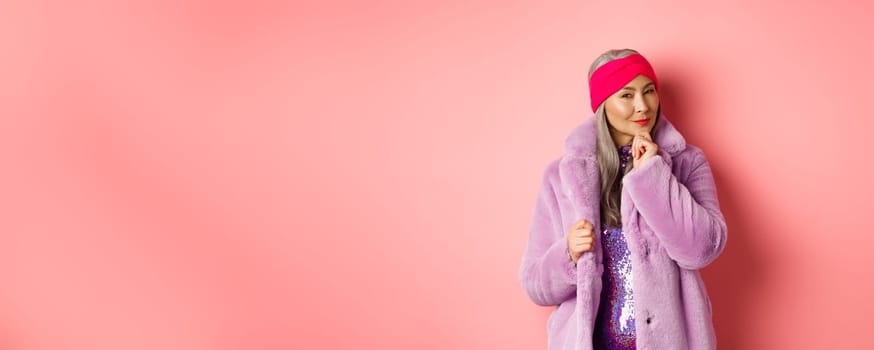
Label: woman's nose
xmin=635 ymin=96 xmax=650 ymax=113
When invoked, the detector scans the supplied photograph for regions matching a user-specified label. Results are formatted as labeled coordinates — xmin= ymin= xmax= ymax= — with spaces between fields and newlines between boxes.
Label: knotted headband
xmin=588 ymin=53 xmax=659 ymax=112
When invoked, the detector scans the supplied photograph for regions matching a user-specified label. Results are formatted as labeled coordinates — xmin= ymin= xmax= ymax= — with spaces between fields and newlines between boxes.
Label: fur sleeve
xmin=622 ymin=149 xmax=728 ymax=269
xmin=518 ymin=161 xmax=577 ymax=306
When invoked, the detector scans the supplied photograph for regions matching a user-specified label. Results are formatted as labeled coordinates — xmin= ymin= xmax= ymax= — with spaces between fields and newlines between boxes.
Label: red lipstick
xmin=633 ymin=119 xmax=649 ymax=126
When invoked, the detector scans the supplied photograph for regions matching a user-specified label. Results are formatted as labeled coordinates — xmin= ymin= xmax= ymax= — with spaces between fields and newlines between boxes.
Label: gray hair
xmin=588 ymin=49 xmax=661 ymax=227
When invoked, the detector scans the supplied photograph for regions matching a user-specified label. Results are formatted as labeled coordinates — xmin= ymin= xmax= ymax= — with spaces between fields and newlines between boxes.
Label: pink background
xmin=2 ymin=0 xmax=872 ymax=349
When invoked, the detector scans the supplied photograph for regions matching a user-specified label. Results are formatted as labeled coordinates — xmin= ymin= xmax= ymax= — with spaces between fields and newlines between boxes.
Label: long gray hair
xmin=588 ymin=49 xmax=661 ymax=227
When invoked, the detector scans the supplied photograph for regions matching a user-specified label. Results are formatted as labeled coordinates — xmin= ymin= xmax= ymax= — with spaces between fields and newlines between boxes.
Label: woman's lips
xmin=633 ymin=119 xmax=649 ymax=126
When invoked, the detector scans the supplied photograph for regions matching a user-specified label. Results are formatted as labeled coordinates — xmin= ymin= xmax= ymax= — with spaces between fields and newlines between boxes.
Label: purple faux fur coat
xmin=519 ymin=113 xmax=727 ymax=350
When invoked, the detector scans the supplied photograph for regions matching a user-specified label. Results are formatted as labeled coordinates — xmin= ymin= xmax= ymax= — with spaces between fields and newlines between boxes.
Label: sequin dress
xmin=592 ymin=144 xmax=636 ymax=350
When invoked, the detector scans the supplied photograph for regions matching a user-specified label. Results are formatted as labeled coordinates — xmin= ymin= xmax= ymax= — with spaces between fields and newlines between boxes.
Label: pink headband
xmin=588 ymin=53 xmax=659 ymax=112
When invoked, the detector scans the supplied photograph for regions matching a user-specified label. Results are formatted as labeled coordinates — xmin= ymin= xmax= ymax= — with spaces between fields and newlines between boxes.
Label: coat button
xmin=646 ymin=316 xmax=652 ymax=324
xmin=644 ymin=244 xmax=650 ymax=257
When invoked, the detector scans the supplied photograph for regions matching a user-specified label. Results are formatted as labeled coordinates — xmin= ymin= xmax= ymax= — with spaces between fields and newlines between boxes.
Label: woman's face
xmin=604 ymin=74 xmax=659 ymax=146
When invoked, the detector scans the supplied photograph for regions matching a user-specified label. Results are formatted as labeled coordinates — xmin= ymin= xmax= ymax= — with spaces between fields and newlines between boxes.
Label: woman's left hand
xmin=632 ymin=132 xmax=658 ymax=169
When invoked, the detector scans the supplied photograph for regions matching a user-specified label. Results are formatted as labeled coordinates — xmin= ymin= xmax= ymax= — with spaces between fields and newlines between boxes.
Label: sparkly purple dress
xmin=592 ymin=144 xmax=636 ymax=350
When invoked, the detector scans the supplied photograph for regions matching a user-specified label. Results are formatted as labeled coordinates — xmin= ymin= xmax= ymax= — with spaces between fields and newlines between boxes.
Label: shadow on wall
xmin=659 ymin=72 xmax=767 ymax=350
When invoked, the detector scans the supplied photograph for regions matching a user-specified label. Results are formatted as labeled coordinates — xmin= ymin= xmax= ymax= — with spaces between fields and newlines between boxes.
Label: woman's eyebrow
xmin=621 ymin=82 xmax=655 ymax=90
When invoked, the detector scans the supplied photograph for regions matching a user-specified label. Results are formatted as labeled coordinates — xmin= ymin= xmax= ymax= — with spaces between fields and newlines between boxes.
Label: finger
xmin=574 ymin=235 xmax=593 ymax=242
xmin=641 ymin=141 xmax=655 ymax=155
xmin=641 ymin=138 xmax=652 ymax=147
xmin=575 ymin=237 xmax=594 ymax=245
xmin=574 ymin=220 xmax=593 ymax=231
xmin=577 ymin=237 xmax=593 ymax=245
xmin=640 ymin=134 xmax=655 ymax=146
xmin=575 ymin=230 xmax=593 ymax=239
xmin=640 ymin=139 xmax=653 ymax=149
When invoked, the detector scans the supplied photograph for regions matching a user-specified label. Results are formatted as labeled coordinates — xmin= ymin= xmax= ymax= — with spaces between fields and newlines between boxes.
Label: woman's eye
xmin=622 ymin=94 xmax=632 ymax=98
xmin=645 ymin=89 xmax=655 ymax=94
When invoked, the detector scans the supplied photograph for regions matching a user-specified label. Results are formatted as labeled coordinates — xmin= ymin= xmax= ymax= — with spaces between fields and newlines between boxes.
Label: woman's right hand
xmin=566 ymin=219 xmax=595 ymax=265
